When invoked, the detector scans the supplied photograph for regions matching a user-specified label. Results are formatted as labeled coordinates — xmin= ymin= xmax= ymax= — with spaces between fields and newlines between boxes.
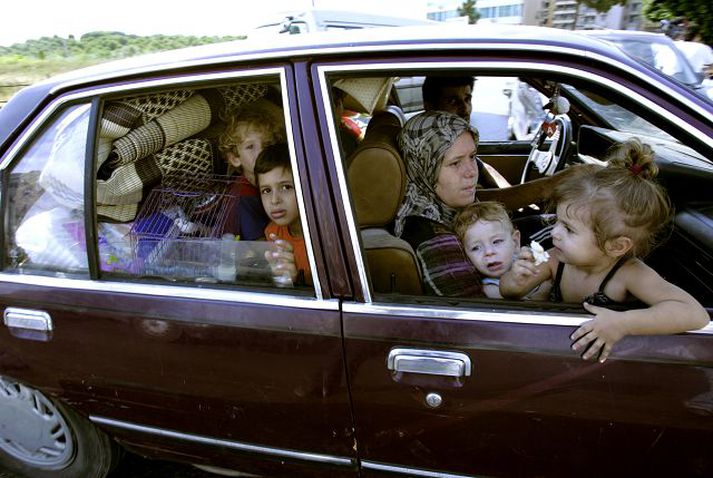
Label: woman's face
xmin=435 ymin=132 xmax=478 ymax=208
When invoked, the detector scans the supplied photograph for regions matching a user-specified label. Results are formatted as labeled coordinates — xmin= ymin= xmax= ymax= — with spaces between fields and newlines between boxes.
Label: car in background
xmin=507 ymin=28 xmax=712 ymax=141
xmin=577 ymin=29 xmax=708 ymax=96
xmin=0 ymin=24 xmax=711 ymax=478
xmin=250 ymin=8 xmax=438 ymax=36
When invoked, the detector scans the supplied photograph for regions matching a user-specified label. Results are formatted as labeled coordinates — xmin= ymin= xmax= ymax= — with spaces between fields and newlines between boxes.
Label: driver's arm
xmin=477 ymin=164 xmax=586 ymax=210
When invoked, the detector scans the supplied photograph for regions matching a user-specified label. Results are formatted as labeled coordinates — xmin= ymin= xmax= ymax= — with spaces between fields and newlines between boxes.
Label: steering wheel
xmin=520 ymin=114 xmax=572 ymax=184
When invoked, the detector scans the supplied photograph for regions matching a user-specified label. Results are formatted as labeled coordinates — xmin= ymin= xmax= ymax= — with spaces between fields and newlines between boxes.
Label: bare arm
xmin=478 ymin=164 xmax=586 ymax=210
xmin=615 ymin=260 xmax=709 ymax=334
xmin=571 ymin=260 xmax=710 ymax=362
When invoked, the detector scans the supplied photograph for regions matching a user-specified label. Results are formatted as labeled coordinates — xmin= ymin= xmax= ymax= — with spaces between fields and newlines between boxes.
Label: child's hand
xmin=570 ymin=303 xmax=629 ymax=363
xmin=265 ymin=234 xmax=297 ymax=286
xmin=510 ymin=246 xmax=540 ymax=282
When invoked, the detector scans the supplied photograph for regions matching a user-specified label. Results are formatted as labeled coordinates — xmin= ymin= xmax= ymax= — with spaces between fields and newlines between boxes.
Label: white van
xmin=251 ymin=8 xmax=437 ymax=36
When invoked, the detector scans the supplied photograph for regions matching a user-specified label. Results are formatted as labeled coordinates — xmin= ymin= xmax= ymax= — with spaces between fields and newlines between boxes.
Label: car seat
xmin=346 ymin=110 xmax=423 ymax=295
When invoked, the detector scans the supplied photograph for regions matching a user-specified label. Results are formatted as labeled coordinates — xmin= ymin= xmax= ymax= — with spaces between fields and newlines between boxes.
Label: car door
xmin=314 ymin=55 xmax=713 ymax=478
xmin=0 ymin=64 xmax=357 ymax=477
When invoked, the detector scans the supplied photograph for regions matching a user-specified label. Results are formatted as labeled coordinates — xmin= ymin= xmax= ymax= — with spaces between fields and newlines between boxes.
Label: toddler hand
xmin=510 ymin=246 xmax=540 ymax=281
xmin=570 ymin=302 xmax=628 ymax=363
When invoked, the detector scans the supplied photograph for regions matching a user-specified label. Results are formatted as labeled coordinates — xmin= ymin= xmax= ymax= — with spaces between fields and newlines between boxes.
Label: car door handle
xmin=387 ymin=348 xmax=471 ymax=378
xmin=4 ymin=307 xmax=53 ymax=341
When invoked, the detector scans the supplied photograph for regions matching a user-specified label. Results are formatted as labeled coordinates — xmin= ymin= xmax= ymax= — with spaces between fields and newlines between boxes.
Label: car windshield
xmin=607 ymin=37 xmax=699 ymax=87
xmin=562 ymin=84 xmax=677 ymax=141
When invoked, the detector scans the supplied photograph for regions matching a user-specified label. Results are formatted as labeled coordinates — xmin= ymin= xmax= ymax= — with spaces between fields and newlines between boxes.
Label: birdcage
xmin=129 ymin=174 xmax=239 ymax=280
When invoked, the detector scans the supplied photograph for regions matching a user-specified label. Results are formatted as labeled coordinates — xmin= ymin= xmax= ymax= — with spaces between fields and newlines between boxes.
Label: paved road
xmin=1 ymin=452 xmax=221 ymax=477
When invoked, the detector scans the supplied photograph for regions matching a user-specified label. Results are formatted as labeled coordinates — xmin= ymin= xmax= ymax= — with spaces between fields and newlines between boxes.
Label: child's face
xmin=551 ymin=202 xmax=605 ymax=266
xmin=259 ymin=167 xmax=300 ymax=229
xmin=227 ymin=125 xmax=266 ymax=186
xmin=463 ymin=219 xmax=520 ymax=278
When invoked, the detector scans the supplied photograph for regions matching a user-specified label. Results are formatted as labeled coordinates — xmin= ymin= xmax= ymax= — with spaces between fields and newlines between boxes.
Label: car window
xmin=613 ymin=38 xmax=699 ymax=86
xmin=562 ymin=84 xmax=677 ymax=141
xmin=5 ymin=103 xmax=91 ymax=276
xmin=329 ymin=67 xmax=712 ymax=309
xmin=94 ymin=77 xmax=316 ymax=293
xmin=0 ymin=75 xmax=312 ymax=293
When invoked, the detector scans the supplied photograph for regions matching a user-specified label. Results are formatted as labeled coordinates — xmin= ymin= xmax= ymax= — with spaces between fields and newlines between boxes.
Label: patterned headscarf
xmin=394 ymin=111 xmax=478 ymax=237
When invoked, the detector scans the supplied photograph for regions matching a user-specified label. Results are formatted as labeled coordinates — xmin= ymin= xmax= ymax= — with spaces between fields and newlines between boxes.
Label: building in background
xmin=534 ymin=0 xmax=646 ymax=30
xmin=427 ymin=1 xmax=466 ymax=22
xmin=426 ymin=0 xmax=649 ymax=31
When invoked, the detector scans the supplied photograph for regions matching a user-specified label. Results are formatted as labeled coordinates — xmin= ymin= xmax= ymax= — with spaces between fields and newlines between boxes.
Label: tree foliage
xmin=580 ymin=0 xmax=627 ymax=13
xmin=458 ymin=0 xmax=480 ymax=24
xmin=0 ymin=31 xmax=245 ymax=61
xmin=644 ymin=0 xmax=713 ymax=44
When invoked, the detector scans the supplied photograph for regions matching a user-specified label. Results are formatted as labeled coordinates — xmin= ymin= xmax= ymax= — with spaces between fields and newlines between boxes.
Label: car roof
xmin=37 ymin=24 xmax=626 ymax=90
xmin=577 ymin=29 xmax=674 ymax=44
xmin=0 ymin=24 xmax=661 ymax=150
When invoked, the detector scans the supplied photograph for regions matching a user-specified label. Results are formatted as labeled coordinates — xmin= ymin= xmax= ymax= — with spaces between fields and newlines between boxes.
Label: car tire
xmin=0 ymin=377 xmax=122 ymax=478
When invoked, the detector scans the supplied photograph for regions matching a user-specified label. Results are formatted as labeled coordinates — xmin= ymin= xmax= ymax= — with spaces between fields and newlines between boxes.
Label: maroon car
xmin=0 ymin=25 xmax=711 ymax=478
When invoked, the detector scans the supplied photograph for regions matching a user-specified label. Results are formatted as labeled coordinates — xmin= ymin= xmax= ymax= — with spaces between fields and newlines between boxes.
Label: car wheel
xmin=0 ymin=377 xmax=121 ymax=478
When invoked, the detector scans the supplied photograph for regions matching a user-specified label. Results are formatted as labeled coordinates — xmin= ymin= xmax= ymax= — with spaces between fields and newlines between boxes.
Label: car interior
xmin=331 ymin=71 xmax=713 ymax=310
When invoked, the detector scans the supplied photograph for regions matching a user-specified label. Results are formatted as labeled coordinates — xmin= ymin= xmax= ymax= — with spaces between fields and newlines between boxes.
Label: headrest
xmin=347 ymin=111 xmax=405 ymax=228
xmin=333 ymin=77 xmax=395 ymax=115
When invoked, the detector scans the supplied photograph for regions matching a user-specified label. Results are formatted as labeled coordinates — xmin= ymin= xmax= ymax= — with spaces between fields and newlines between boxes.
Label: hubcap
xmin=0 ymin=377 xmax=75 ymax=468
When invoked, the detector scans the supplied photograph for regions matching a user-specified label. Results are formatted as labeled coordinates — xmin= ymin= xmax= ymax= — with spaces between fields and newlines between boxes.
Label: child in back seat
xmin=254 ymin=143 xmax=312 ymax=286
xmin=218 ymin=99 xmax=286 ymax=240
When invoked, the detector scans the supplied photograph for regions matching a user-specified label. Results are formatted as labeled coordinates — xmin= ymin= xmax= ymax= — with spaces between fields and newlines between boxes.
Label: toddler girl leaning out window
xmin=218 ymin=99 xmax=286 ymax=240
xmin=500 ymin=138 xmax=709 ymax=363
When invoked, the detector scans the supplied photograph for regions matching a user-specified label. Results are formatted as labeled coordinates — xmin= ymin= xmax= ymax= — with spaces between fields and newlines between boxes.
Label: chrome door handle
xmin=387 ymin=348 xmax=471 ymax=378
xmin=4 ymin=308 xmax=53 ymax=342
xmin=4 ymin=308 xmax=52 ymax=331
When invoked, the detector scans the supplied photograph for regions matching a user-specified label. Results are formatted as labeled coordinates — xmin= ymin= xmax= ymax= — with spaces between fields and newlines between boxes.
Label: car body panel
xmin=343 ymin=303 xmax=713 ymax=477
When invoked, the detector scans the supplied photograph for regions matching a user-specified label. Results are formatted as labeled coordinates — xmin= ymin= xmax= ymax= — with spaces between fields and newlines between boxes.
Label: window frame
xmin=0 ymin=66 xmax=328 ymax=305
xmin=317 ymin=57 xmax=713 ymax=309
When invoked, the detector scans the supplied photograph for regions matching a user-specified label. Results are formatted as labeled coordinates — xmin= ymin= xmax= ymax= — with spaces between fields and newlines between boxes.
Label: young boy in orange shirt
xmin=254 ymin=143 xmax=311 ymax=285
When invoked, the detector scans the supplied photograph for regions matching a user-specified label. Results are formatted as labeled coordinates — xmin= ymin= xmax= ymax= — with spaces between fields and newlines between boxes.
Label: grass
xmin=0 ymin=56 xmax=105 ymax=104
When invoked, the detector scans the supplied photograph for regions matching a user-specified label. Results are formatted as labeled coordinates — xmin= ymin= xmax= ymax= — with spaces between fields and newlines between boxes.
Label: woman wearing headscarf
xmin=395 ymin=110 xmax=564 ymax=297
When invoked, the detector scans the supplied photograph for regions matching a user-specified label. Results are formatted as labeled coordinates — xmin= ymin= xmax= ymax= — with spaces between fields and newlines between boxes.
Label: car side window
xmin=335 ymin=67 xmax=710 ymax=311
xmin=94 ymin=78 xmax=315 ymax=293
xmin=5 ymin=103 xmax=91 ymax=276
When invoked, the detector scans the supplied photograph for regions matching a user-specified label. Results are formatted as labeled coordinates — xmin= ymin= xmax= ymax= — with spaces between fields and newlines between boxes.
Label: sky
xmin=0 ymin=0 xmax=434 ymax=47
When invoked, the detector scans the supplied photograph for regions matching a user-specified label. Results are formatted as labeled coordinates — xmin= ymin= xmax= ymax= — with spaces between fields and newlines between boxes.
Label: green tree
xmin=458 ymin=0 xmax=480 ymax=24
xmin=580 ymin=0 xmax=627 ymax=12
xmin=644 ymin=0 xmax=713 ymax=44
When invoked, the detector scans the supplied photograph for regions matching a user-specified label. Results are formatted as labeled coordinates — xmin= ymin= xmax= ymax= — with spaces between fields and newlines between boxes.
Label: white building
xmin=426 ymin=0 xmax=646 ymax=30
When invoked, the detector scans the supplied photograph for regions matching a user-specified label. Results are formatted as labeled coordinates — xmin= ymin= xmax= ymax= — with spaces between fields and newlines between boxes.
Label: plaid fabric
xmin=108 ymin=94 xmax=214 ymax=168
xmin=394 ymin=111 xmax=478 ymax=237
xmin=121 ymin=89 xmax=193 ymax=123
xmin=98 ymin=203 xmax=139 ymax=223
xmin=99 ymin=89 xmax=194 ymax=140
xmin=97 ymin=138 xmax=215 ymax=207
xmin=217 ymin=84 xmax=269 ymax=115
xmin=416 ymin=232 xmax=483 ymax=297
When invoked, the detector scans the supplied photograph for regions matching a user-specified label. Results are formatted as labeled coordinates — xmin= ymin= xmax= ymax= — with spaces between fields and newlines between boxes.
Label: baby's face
xmin=463 ymin=220 xmax=520 ymax=278
xmin=227 ymin=125 xmax=266 ymax=185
